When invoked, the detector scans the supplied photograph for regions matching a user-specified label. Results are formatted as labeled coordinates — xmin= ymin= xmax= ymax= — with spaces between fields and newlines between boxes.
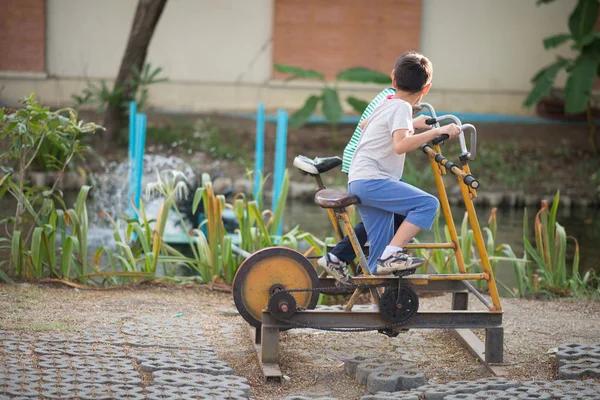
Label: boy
xmin=348 ymin=51 xmax=460 ymax=275
xmin=317 ymin=61 xmax=438 ymax=282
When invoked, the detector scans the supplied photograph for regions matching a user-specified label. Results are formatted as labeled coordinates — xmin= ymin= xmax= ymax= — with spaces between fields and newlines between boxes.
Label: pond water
xmin=284 ymin=200 xmax=600 ymax=294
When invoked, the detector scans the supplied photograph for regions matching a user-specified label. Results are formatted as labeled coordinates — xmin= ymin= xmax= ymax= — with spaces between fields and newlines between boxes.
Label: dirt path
xmin=1 ymin=284 xmax=599 ymax=399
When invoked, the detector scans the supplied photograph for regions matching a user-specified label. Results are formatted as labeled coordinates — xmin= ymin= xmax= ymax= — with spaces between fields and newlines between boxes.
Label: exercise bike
xmin=232 ymin=103 xmax=504 ymax=380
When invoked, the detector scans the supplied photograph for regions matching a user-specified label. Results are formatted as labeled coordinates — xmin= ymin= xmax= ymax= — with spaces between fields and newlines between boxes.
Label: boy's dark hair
xmin=393 ymin=51 xmax=432 ymax=93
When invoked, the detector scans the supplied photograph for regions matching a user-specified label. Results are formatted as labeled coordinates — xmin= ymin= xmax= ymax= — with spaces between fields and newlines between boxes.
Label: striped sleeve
xmin=341 ymin=88 xmax=396 ymax=173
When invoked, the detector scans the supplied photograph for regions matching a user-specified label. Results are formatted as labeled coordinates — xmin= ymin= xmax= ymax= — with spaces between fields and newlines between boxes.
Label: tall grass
xmin=524 ymin=191 xmax=597 ymax=297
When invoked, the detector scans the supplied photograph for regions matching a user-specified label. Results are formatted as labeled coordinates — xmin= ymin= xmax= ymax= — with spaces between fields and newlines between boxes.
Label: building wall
xmin=0 ymin=0 xmax=578 ymax=115
xmin=0 ymin=0 xmax=46 ymax=73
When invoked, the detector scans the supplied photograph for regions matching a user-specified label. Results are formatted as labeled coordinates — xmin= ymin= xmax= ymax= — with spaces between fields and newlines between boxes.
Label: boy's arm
xmin=360 ymin=117 xmax=369 ymax=130
xmin=392 ymin=124 xmax=460 ymax=155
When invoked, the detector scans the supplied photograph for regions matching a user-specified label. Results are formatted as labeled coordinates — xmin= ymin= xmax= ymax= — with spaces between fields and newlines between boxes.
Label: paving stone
xmin=144 ymin=385 xmax=185 ymax=400
xmin=367 ymin=369 xmax=426 ymax=393
xmin=33 ymin=341 xmax=127 ymax=358
xmin=4 ymin=381 xmax=41 ymax=397
xmin=0 ymin=366 xmax=40 ymax=381
xmin=47 ymin=370 xmax=143 ymax=385
xmin=284 ymin=397 xmax=337 ymax=400
xmin=152 ymin=370 xmax=250 ymax=395
xmin=555 ymin=344 xmax=600 ymax=362
xmin=138 ymin=356 xmax=233 ymax=374
xmin=177 ymin=385 xmax=248 ymax=399
xmin=344 ymin=355 xmax=372 ymax=376
xmin=37 ymin=355 xmax=135 ymax=371
xmin=362 ymin=393 xmax=419 ymax=400
xmin=121 ymin=319 xmax=205 ymax=340
xmin=558 ymin=358 xmax=600 ymax=379
xmin=104 ymin=384 xmax=145 ymax=400
xmin=471 ymin=389 xmax=508 ymax=399
xmin=71 ymin=383 xmax=113 ymax=400
xmin=476 ymin=377 xmax=519 ymax=391
xmin=444 ymin=395 xmax=475 ymax=400
xmin=131 ymin=348 xmax=219 ymax=362
xmin=39 ymin=382 xmax=76 ymax=399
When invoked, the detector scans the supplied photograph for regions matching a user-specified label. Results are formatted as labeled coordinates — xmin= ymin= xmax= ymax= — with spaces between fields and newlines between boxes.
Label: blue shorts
xmin=348 ymin=179 xmax=439 ymax=273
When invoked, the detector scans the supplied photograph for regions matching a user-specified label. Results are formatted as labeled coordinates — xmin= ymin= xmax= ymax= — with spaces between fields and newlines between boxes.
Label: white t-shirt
xmin=348 ymin=98 xmax=413 ymax=183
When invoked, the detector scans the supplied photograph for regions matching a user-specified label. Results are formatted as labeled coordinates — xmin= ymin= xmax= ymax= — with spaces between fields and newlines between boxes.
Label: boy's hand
xmin=412 ymin=115 xmax=430 ymax=130
xmin=439 ymin=123 xmax=461 ymax=139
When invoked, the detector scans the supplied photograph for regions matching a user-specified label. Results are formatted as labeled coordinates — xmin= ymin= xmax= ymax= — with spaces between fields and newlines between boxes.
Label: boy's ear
xmin=390 ymin=70 xmax=396 ymax=87
xmin=421 ymin=83 xmax=432 ymax=95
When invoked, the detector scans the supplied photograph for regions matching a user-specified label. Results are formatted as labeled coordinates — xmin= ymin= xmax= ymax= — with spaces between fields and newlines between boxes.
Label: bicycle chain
xmin=271 ymin=283 xmax=417 ymax=333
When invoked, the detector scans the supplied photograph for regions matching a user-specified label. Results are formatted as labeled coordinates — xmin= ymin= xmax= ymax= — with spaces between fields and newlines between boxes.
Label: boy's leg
xmin=352 ymin=179 xmax=438 ymax=273
xmin=329 ymin=222 xmax=367 ymax=264
xmin=355 ymin=204 xmax=394 ymax=274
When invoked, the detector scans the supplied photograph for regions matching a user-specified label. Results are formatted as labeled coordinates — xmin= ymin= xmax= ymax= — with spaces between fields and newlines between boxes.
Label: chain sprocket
xmin=379 ymin=285 xmax=419 ymax=325
xmin=268 ymin=278 xmax=419 ymax=333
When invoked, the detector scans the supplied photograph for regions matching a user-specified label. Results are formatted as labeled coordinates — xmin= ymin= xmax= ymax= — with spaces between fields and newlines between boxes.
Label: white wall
xmin=46 ymin=0 xmax=273 ymax=83
xmin=421 ymin=0 xmax=576 ymax=92
xmin=0 ymin=0 xmax=580 ymax=115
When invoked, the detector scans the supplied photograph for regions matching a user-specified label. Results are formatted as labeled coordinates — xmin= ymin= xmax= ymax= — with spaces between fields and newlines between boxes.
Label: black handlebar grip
xmin=425 ymin=118 xmax=437 ymax=125
xmin=464 ymin=175 xmax=479 ymax=189
xmin=432 ymin=134 xmax=449 ymax=145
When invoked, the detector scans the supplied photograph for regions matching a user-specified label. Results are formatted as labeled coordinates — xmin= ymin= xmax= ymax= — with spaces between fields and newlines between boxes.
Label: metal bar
xmin=262 ymin=310 xmax=502 ymax=330
xmin=260 ymin=324 xmax=280 ymax=364
xmin=430 ymin=145 xmax=467 ymax=273
xmin=454 ymin=329 xmax=485 ymax=364
xmin=462 ymin=280 xmax=494 ymax=310
xmin=486 ymin=327 xmax=504 ymax=363
xmin=427 ymin=273 xmax=487 ymax=281
xmin=452 ymin=292 xmax=469 ymax=311
xmin=344 ymin=288 xmax=363 ymax=311
xmin=318 ymin=277 xmax=469 ymax=294
xmin=403 ymin=242 xmax=455 ymax=249
xmin=248 ymin=325 xmax=282 ymax=381
xmin=459 ymin=180 xmax=503 ymax=312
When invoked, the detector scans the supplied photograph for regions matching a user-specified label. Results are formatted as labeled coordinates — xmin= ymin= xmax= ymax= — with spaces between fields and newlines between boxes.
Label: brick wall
xmin=273 ymin=0 xmax=422 ymax=80
xmin=0 ymin=0 xmax=46 ymax=72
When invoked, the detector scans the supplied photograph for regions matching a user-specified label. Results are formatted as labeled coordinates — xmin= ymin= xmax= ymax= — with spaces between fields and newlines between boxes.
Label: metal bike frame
xmin=253 ymin=104 xmax=504 ymax=381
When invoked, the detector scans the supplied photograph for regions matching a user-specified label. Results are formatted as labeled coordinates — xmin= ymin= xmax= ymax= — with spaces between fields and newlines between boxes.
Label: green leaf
xmin=12 ymin=231 xmax=22 ymax=275
xmin=336 ymin=67 xmax=391 ymax=84
xmin=322 ymin=87 xmax=343 ymax=125
xmin=0 ymin=267 xmax=15 ymax=284
xmin=31 ymin=227 xmax=44 ymax=276
xmin=192 ymin=188 xmax=205 ymax=214
xmin=569 ymin=0 xmax=599 ymax=41
xmin=274 ymin=64 xmax=325 ymax=81
xmin=61 ymin=236 xmax=76 ymax=278
xmin=565 ymin=54 xmax=599 ymax=114
xmin=543 ymin=33 xmax=571 ymax=49
xmin=524 ymin=58 xmax=569 ymax=107
xmin=289 ymin=95 xmax=320 ymax=128
xmin=574 ymin=31 xmax=600 ymax=49
xmin=346 ymin=96 xmax=370 ymax=115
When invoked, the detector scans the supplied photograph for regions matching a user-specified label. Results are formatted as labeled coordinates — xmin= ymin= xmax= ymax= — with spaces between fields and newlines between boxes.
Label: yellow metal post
xmin=429 ymin=149 xmax=467 ymax=274
xmin=458 ymin=180 xmax=502 ymax=311
xmin=337 ymin=209 xmax=380 ymax=309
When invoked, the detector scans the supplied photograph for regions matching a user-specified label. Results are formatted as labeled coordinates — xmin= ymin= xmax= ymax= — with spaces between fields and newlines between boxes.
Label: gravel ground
xmin=0 ymin=283 xmax=599 ymax=399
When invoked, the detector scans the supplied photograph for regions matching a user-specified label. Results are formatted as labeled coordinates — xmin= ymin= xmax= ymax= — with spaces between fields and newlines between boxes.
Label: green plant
xmin=414 ymin=209 xmax=523 ymax=294
xmin=524 ymin=191 xmax=597 ymax=296
xmin=274 ymin=64 xmax=391 ymax=142
xmin=525 ymin=0 xmax=600 ymax=152
xmin=0 ymin=95 xmax=101 ymax=279
xmin=73 ymin=63 xmax=167 ymax=113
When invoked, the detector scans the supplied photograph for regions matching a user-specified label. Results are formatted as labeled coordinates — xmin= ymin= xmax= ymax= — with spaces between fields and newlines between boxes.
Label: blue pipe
xmin=133 ymin=114 xmax=147 ymax=213
xmin=127 ymin=102 xmax=137 ymax=218
xmin=253 ymin=102 xmax=265 ymax=205
xmin=272 ymin=109 xmax=288 ymax=237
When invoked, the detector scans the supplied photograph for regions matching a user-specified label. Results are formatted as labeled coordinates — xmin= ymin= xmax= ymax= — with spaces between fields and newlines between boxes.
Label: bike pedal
xmin=393 ymin=268 xmax=417 ymax=278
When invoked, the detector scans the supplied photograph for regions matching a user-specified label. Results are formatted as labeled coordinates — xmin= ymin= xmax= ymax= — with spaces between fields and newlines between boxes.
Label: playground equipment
xmin=127 ymin=102 xmax=147 ymax=218
xmin=233 ymin=103 xmax=504 ymax=381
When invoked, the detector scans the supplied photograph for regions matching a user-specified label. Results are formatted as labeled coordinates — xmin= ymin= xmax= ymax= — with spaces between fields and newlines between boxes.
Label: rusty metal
xmin=233 ymin=247 xmax=320 ymax=328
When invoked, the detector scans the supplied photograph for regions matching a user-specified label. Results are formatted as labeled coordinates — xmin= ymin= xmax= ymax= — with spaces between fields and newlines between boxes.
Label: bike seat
xmin=293 ymin=155 xmax=342 ymax=175
xmin=315 ymin=189 xmax=360 ymax=208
